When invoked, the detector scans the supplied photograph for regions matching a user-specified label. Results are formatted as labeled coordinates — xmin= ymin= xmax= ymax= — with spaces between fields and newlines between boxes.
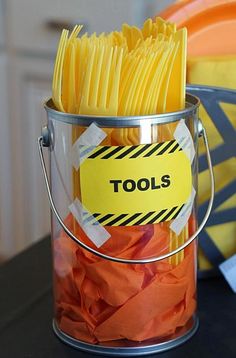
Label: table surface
xmin=0 ymin=237 xmax=236 ymax=358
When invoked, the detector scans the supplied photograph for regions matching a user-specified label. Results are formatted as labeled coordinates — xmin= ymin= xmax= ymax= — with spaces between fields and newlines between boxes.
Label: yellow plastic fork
xmin=52 ymin=25 xmax=82 ymax=112
xmin=166 ymin=28 xmax=187 ymax=111
xmin=168 ymin=29 xmax=187 ymax=266
xmin=52 ymin=29 xmax=68 ymax=112
xmin=155 ymin=29 xmax=187 ymax=266
xmin=79 ymin=45 xmax=123 ymax=116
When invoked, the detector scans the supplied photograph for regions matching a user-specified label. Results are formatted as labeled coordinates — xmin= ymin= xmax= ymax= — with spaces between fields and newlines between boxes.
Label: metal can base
xmin=53 ymin=316 xmax=199 ymax=356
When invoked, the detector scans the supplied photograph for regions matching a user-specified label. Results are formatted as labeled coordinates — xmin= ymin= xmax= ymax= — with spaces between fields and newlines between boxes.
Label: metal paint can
xmin=38 ymin=89 xmax=214 ymax=355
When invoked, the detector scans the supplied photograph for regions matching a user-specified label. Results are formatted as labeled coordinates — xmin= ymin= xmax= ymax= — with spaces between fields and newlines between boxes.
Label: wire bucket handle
xmin=38 ymin=120 xmax=214 ymax=264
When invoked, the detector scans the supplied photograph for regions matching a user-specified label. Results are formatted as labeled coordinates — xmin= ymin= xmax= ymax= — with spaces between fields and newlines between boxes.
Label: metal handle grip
xmin=38 ymin=122 xmax=214 ymax=264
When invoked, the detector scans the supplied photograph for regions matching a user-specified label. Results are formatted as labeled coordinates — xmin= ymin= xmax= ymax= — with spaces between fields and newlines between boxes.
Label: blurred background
xmin=0 ymin=0 xmax=174 ymax=261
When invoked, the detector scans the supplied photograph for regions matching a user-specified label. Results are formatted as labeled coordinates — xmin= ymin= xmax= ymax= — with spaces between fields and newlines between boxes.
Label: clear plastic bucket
xmin=38 ymin=92 xmax=214 ymax=355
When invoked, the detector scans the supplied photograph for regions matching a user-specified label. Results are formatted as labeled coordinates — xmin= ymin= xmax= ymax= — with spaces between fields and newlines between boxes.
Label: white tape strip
xmin=140 ymin=122 xmax=155 ymax=143
xmin=170 ymin=187 xmax=196 ymax=235
xmin=219 ymin=254 xmax=236 ymax=293
xmin=70 ymin=123 xmax=109 ymax=247
xmin=71 ymin=123 xmax=107 ymax=170
xmin=174 ymin=119 xmax=195 ymax=163
xmin=69 ymin=198 xmax=111 ymax=248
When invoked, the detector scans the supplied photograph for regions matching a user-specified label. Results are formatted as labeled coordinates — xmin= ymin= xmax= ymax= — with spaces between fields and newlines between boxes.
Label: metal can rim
xmin=44 ymin=93 xmax=200 ymax=128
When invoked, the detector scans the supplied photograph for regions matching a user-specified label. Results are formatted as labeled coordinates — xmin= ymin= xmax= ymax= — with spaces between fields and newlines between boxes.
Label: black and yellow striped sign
xmin=82 ymin=204 xmax=184 ymax=226
xmin=80 ymin=139 xmax=183 ymax=160
xmin=80 ymin=140 xmax=192 ymax=226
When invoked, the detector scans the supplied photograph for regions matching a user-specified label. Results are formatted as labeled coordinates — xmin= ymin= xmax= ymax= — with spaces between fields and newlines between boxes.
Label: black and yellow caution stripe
xmin=87 ymin=139 xmax=182 ymax=160
xmin=82 ymin=204 xmax=184 ymax=227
